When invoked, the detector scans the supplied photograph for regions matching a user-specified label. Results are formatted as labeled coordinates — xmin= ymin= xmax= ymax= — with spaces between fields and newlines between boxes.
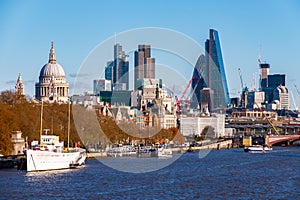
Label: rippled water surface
xmin=0 ymin=147 xmax=299 ymax=199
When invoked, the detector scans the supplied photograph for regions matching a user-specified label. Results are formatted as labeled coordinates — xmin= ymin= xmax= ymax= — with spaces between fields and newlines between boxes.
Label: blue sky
xmin=1 ymin=0 xmax=300 ymax=107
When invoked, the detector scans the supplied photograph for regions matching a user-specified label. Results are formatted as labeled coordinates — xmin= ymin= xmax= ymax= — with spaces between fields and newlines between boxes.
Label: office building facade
xmin=205 ymin=29 xmax=230 ymax=110
xmin=134 ymin=44 xmax=155 ymax=90
xmin=191 ymin=29 xmax=229 ymax=111
xmin=105 ymin=43 xmax=129 ymax=90
xmin=93 ymin=79 xmax=111 ymax=95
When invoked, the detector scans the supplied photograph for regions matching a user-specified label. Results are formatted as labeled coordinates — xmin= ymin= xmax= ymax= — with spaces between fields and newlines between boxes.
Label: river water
xmin=0 ymin=147 xmax=299 ymax=199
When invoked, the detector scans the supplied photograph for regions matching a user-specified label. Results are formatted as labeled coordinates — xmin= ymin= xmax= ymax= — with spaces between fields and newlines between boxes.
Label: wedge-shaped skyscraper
xmin=191 ymin=29 xmax=229 ymax=112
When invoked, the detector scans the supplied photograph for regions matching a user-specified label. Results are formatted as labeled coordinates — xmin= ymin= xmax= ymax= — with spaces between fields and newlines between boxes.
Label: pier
xmin=186 ymin=140 xmax=233 ymax=152
xmin=0 ymin=154 xmax=25 ymax=169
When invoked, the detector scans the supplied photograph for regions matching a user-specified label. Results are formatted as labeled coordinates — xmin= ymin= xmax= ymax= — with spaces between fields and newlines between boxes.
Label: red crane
xmin=175 ymin=76 xmax=195 ymax=114
xmin=186 ymin=77 xmax=201 ymax=102
xmin=175 ymin=95 xmax=181 ymax=114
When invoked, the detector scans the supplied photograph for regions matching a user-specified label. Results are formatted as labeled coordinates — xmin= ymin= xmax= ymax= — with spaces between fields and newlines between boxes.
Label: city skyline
xmin=1 ymin=0 xmax=300 ymax=108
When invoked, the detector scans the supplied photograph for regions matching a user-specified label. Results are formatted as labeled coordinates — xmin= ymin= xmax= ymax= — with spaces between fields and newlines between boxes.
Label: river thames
xmin=0 ymin=147 xmax=299 ymax=199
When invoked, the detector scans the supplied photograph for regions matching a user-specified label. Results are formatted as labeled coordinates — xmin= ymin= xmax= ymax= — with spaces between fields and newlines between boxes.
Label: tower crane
xmin=292 ymin=84 xmax=300 ymax=110
xmin=238 ymin=68 xmax=248 ymax=108
xmin=238 ymin=68 xmax=245 ymax=91
xmin=290 ymin=90 xmax=298 ymax=110
xmin=294 ymin=84 xmax=300 ymax=97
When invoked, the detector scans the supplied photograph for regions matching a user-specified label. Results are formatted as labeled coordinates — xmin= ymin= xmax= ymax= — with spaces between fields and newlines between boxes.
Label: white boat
xmin=26 ymin=135 xmax=86 ymax=172
xmin=137 ymin=146 xmax=157 ymax=158
xmin=244 ymin=145 xmax=272 ymax=153
xmin=107 ymin=145 xmax=137 ymax=157
xmin=157 ymin=147 xmax=173 ymax=157
xmin=25 ymin=100 xmax=86 ymax=172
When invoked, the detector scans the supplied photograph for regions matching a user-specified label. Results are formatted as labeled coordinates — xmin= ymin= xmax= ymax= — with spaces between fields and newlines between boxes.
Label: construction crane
xmin=181 ymin=77 xmax=193 ymax=100
xmin=254 ymin=102 xmax=280 ymax=135
xmin=290 ymin=90 xmax=298 ymax=110
xmin=175 ymin=95 xmax=180 ymax=114
xmin=186 ymin=77 xmax=201 ymax=101
xmin=238 ymin=68 xmax=245 ymax=91
xmin=238 ymin=68 xmax=249 ymax=108
xmin=175 ymin=76 xmax=194 ymax=114
xmin=294 ymin=84 xmax=300 ymax=97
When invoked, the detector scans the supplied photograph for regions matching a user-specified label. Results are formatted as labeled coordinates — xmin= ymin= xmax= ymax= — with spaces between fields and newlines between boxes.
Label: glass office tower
xmin=192 ymin=29 xmax=230 ymax=112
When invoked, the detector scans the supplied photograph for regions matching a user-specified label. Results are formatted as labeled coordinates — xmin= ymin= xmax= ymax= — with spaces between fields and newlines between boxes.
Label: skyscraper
xmin=105 ymin=61 xmax=114 ymax=82
xmin=105 ymin=43 xmax=129 ymax=90
xmin=134 ymin=44 xmax=155 ymax=90
xmin=191 ymin=29 xmax=229 ymax=111
xmin=259 ymin=63 xmax=270 ymax=89
xmin=205 ymin=29 xmax=230 ymax=110
xmin=190 ymin=54 xmax=206 ymax=109
xmin=268 ymin=74 xmax=285 ymax=88
xmin=262 ymin=73 xmax=286 ymax=104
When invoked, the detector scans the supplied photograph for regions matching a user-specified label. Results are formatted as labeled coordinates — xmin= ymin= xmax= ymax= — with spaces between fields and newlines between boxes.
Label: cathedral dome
xmin=39 ymin=41 xmax=66 ymax=77
xmin=35 ymin=42 xmax=69 ymax=103
xmin=40 ymin=63 xmax=65 ymax=77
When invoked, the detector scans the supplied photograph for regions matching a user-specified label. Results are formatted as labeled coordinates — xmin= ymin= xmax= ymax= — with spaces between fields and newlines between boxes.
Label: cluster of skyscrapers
xmin=13 ymin=28 xmax=294 ymax=140
xmin=190 ymin=29 xmax=290 ymax=113
xmin=30 ymin=28 xmax=290 ymax=119
xmin=238 ymin=62 xmax=289 ymax=110
xmin=93 ymin=43 xmax=157 ymax=95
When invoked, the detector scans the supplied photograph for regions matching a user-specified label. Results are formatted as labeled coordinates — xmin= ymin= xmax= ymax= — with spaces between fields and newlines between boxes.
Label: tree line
xmin=0 ymin=90 xmax=185 ymax=155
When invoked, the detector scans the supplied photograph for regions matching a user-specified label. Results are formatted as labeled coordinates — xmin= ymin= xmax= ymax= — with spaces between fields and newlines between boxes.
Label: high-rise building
xmin=105 ymin=61 xmax=114 ymax=83
xmin=191 ymin=29 xmax=229 ymax=111
xmin=205 ymin=29 xmax=230 ymax=110
xmin=260 ymin=64 xmax=286 ymax=104
xmin=105 ymin=43 xmax=129 ymax=91
xmin=190 ymin=54 xmax=206 ymax=109
xmin=259 ymin=61 xmax=289 ymax=109
xmin=247 ymin=91 xmax=265 ymax=108
xmin=273 ymin=85 xmax=289 ymax=110
xmin=93 ymin=79 xmax=111 ymax=95
xmin=259 ymin=63 xmax=270 ymax=89
xmin=268 ymin=74 xmax=285 ymax=88
xmin=134 ymin=45 xmax=155 ymax=90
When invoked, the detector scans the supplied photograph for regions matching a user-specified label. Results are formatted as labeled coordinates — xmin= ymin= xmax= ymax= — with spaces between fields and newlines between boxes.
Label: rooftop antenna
xmin=114 ymin=32 xmax=117 ymax=45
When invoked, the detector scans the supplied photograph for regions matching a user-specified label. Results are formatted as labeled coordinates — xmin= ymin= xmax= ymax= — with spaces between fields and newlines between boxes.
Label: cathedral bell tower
xmin=15 ymin=73 xmax=25 ymax=95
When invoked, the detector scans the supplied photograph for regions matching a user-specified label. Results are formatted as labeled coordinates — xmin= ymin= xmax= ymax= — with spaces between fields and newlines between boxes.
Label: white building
xmin=180 ymin=114 xmax=225 ymax=138
xmin=273 ymin=85 xmax=289 ymax=110
xmin=11 ymin=131 xmax=27 ymax=155
xmin=159 ymin=108 xmax=177 ymax=129
xmin=72 ymin=94 xmax=99 ymax=108
xmin=136 ymin=78 xmax=162 ymax=89
xmin=35 ymin=42 xmax=69 ymax=103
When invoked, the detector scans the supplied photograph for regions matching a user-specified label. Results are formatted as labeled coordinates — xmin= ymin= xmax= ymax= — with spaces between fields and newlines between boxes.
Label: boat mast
xmin=39 ymin=100 xmax=43 ymax=144
xmin=67 ymin=98 xmax=70 ymax=150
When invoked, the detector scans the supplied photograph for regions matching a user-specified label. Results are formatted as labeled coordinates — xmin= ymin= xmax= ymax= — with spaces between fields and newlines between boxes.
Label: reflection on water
xmin=0 ymin=147 xmax=299 ymax=199
xmin=100 ymin=154 xmax=182 ymax=173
